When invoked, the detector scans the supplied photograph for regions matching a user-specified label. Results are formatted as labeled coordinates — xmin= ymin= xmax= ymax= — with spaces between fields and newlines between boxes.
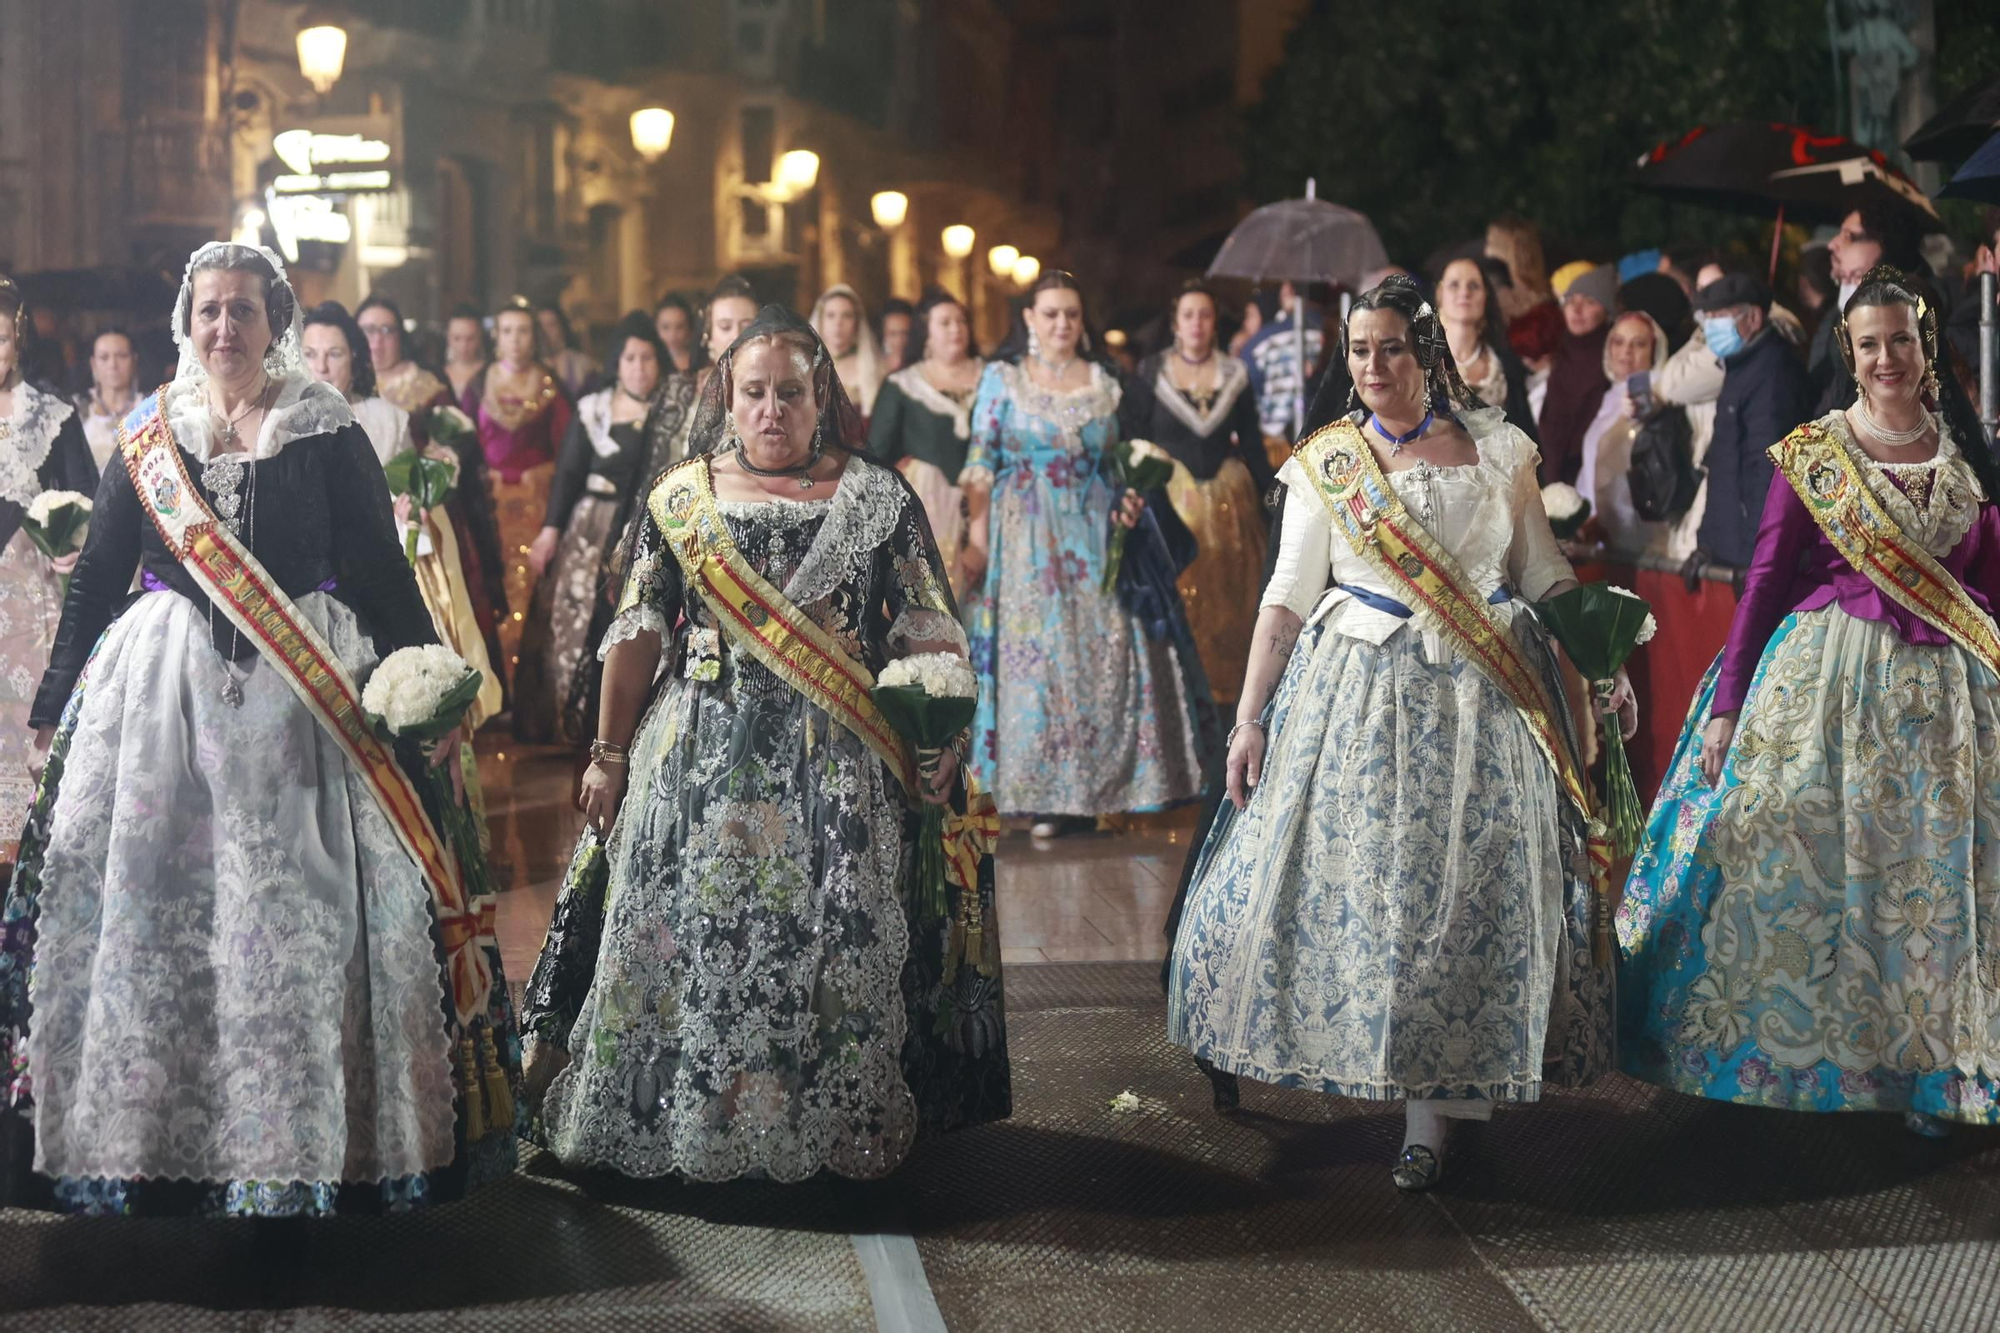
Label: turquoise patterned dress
xmin=960 ymin=361 xmax=1209 ymax=816
xmin=1619 ymin=415 xmax=2000 ymax=1124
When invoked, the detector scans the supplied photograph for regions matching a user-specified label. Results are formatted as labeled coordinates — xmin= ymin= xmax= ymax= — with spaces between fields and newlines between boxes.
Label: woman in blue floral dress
xmin=959 ymin=271 xmax=1211 ymax=836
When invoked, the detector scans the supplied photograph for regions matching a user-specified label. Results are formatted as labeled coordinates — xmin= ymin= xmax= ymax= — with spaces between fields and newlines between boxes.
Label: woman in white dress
xmin=0 ymin=243 xmax=517 ymax=1216
xmin=1169 ymin=276 xmax=1633 ymax=1190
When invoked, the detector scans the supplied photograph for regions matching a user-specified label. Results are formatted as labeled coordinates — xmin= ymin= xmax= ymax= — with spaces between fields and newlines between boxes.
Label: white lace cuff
xmin=889 ymin=606 xmax=969 ymax=656
xmin=597 ymin=605 xmax=668 ymax=660
xmin=957 ymin=464 xmax=996 ymax=489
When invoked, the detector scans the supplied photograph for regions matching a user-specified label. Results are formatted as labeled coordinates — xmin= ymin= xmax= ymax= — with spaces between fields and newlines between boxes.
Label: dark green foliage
xmin=1240 ymin=0 xmax=1921 ymax=264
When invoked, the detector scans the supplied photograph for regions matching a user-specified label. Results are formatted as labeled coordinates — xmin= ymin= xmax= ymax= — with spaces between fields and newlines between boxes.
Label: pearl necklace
xmin=1858 ymin=400 xmax=1931 ymax=448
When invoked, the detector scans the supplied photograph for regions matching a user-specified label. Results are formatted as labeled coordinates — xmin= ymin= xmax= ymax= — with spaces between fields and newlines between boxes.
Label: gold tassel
xmin=944 ymin=913 xmax=966 ymax=985
xmin=458 ymin=1036 xmax=487 ymax=1141
xmin=479 ymin=1027 xmax=516 ymax=1134
xmin=977 ymin=904 xmax=1001 ymax=977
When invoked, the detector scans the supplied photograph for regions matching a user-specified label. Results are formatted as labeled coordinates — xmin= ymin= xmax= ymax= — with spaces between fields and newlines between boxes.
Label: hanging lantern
xmin=987 ymin=244 xmax=1019 ymax=278
xmin=630 ymin=108 xmax=675 ymax=163
xmin=776 ymin=149 xmax=820 ymax=198
xmin=941 ymin=224 xmax=976 ymax=260
xmin=1012 ymin=254 xmax=1041 ymax=286
xmin=870 ymin=191 xmax=909 ymax=229
xmin=295 ymin=23 xmax=348 ymax=95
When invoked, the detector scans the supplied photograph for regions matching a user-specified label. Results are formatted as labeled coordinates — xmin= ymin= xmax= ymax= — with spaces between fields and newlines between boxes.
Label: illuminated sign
xmin=269 ymin=128 xmax=395 ymax=195
xmin=267 ymin=191 xmax=352 ymax=263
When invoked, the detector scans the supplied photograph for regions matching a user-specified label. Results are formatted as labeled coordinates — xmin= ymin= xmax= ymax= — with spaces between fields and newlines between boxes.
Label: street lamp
xmin=295 ymin=20 xmax=348 ymax=94
xmin=870 ymin=191 xmax=909 ymax=229
xmin=987 ymin=244 xmax=1019 ymax=278
xmin=776 ymin=149 xmax=820 ymax=199
xmin=630 ymin=108 xmax=675 ymax=163
xmin=1012 ymin=254 xmax=1041 ymax=286
xmin=941 ymin=224 xmax=976 ymax=260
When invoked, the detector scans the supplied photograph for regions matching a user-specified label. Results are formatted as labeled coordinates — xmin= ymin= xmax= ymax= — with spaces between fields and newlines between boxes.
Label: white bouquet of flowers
xmin=1102 ymin=438 xmax=1176 ymax=593
xmin=876 ymin=652 xmax=979 ymax=698
xmin=873 ymin=652 xmax=980 ymax=922
xmin=362 ymin=644 xmax=485 ymax=740
xmin=1541 ymin=481 xmax=1591 ymax=541
xmin=362 ymin=643 xmax=492 ymax=900
xmin=24 ymin=489 xmax=92 ymax=595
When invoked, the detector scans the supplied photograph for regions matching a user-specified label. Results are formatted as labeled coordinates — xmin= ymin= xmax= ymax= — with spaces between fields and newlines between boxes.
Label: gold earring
xmin=1923 ymin=365 xmax=1940 ymax=401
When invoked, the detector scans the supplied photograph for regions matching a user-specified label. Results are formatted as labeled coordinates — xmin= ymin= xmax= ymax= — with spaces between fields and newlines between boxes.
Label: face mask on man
xmin=1701 ymin=313 xmax=1744 ymax=361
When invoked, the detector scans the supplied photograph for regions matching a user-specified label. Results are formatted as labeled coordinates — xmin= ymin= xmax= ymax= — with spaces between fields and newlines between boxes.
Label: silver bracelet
xmin=1226 ymin=719 xmax=1264 ymax=746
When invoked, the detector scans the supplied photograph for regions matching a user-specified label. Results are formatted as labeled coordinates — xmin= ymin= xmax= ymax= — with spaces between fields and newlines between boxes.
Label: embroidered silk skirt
xmin=1165 ymin=458 xmax=1266 ymax=704
xmin=1169 ymin=617 xmax=1612 ymax=1100
xmin=1619 ymin=606 xmax=2000 ymax=1123
xmin=488 ymin=461 xmax=555 ymax=682
xmin=896 ymin=458 xmax=968 ymax=601
xmin=514 ymin=487 xmax=619 ymax=746
xmin=0 ymin=590 xmax=520 ymax=1215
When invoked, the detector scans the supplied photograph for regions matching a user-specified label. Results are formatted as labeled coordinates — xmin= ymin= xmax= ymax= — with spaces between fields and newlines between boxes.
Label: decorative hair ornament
xmin=1833 ymin=263 xmax=1939 ymax=391
xmin=0 ymin=275 xmax=22 ymax=325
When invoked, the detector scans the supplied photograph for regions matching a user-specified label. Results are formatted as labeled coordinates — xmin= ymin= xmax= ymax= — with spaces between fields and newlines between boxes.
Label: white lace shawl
xmin=576 ymin=387 xmax=619 ymax=458
xmin=1824 ymin=408 xmax=1984 ymax=558
xmin=1150 ymin=354 xmax=1249 ymax=439
xmin=886 ymin=362 xmax=981 ymax=441
xmin=0 ymin=380 xmax=73 ymax=507
xmin=163 ymin=372 xmax=356 ymax=463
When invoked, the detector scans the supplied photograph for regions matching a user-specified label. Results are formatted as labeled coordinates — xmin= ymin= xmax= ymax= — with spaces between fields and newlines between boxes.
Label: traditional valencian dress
xmin=869 ymin=361 xmax=981 ymax=598
xmin=1170 ymin=409 xmax=1614 ymax=1104
xmin=0 ymin=382 xmax=98 ymax=860
xmin=1120 ymin=350 xmax=1271 ymax=702
xmin=465 ymin=362 xmax=572 ymax=681
xmin=1620 ymin=410 xmax=2000 ymax=1124
xmin=962 ymin=360 xmax=1211 ymax=815
xmin=0 ymin=246 xmax=518 ymax=1215
xmin=513 ymin=375 xmax=695 ymax=745
xmin=522 ymin=448 xmax=1011 ymax=1180
xmin=349 ymin=393 xmax=503 ymax=730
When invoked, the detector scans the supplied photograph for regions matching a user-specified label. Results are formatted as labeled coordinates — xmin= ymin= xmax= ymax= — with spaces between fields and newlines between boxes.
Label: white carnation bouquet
xmin=362 ymin=644 xmax=493 ymax=899
xmin=872 ymin=652 xmax=979 ymax=921
xmin=362 ymin=644 xmax=485 ymax=738
xmin=1102 ymin=438 xmax=1176 ymax=593
xmin=23 ymin=489 xmax=92 ymax=595
xmin=1541 ymin=481 xmax=1591 ymax=541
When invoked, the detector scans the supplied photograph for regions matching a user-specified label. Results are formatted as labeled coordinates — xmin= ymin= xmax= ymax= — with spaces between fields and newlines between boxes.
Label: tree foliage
xmin=1244 ymin=0 xmax=1847 ymax=266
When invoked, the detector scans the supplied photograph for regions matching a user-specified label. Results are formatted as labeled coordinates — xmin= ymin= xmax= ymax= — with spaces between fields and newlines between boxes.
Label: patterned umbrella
xmin=1635 ymin=121 xmax=1938 ymax=229
xmin=1207 ymin=180 xmax=1388 ymax=437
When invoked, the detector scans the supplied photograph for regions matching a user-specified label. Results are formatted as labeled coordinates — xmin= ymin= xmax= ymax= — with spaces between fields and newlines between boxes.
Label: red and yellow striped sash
xmin=1770 ymin=420 xmax=2000 ymax=678
xmin=121 ymin=389 xmax=493 ymax=1029
xmin=648 ymin=458 xmax=916 ymax=794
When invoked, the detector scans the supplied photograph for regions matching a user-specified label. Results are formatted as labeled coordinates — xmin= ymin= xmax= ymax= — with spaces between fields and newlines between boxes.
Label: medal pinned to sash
xmin=1771 ymin=420 xmax=2000 ymax=679
xmin=648 ymin=457 xmax=918 ymax=794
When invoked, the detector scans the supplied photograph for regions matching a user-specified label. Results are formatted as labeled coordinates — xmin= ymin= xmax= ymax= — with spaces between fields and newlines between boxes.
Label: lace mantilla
xmin=781 ymin=462 xmax=905 ymax=610
xmin=888 ymin=363 xmax=983 ymax=441
xmin=1828 ymin=410 xmax=1981 ymax=557
xmin=1153 ymin=355 xmax=1249 ymax=439
xmin=0 ymin=380 xmax=73 ymax=507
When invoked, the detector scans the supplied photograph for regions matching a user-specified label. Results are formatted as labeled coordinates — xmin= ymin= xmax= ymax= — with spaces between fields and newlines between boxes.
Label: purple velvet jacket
xmin=1712 ymin=449 xmax=2000 ymax=716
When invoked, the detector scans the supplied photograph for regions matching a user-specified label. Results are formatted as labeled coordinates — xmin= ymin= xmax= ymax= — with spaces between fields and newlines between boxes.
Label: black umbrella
xmin=1636 ymin=121 xmax=1937 ymax=226
xmin=1635 ymin=121 xmax=1939 ymax=278
xmin=1941 ymin=130 xmax=2000 ymax=205
xmin=1905 ymin=74 xmax=2000 ymax=165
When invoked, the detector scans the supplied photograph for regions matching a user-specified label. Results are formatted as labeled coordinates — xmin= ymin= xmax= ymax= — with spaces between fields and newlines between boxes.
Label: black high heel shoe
xmin=1194 ymin=1056 xmax=1240 ymax=1113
